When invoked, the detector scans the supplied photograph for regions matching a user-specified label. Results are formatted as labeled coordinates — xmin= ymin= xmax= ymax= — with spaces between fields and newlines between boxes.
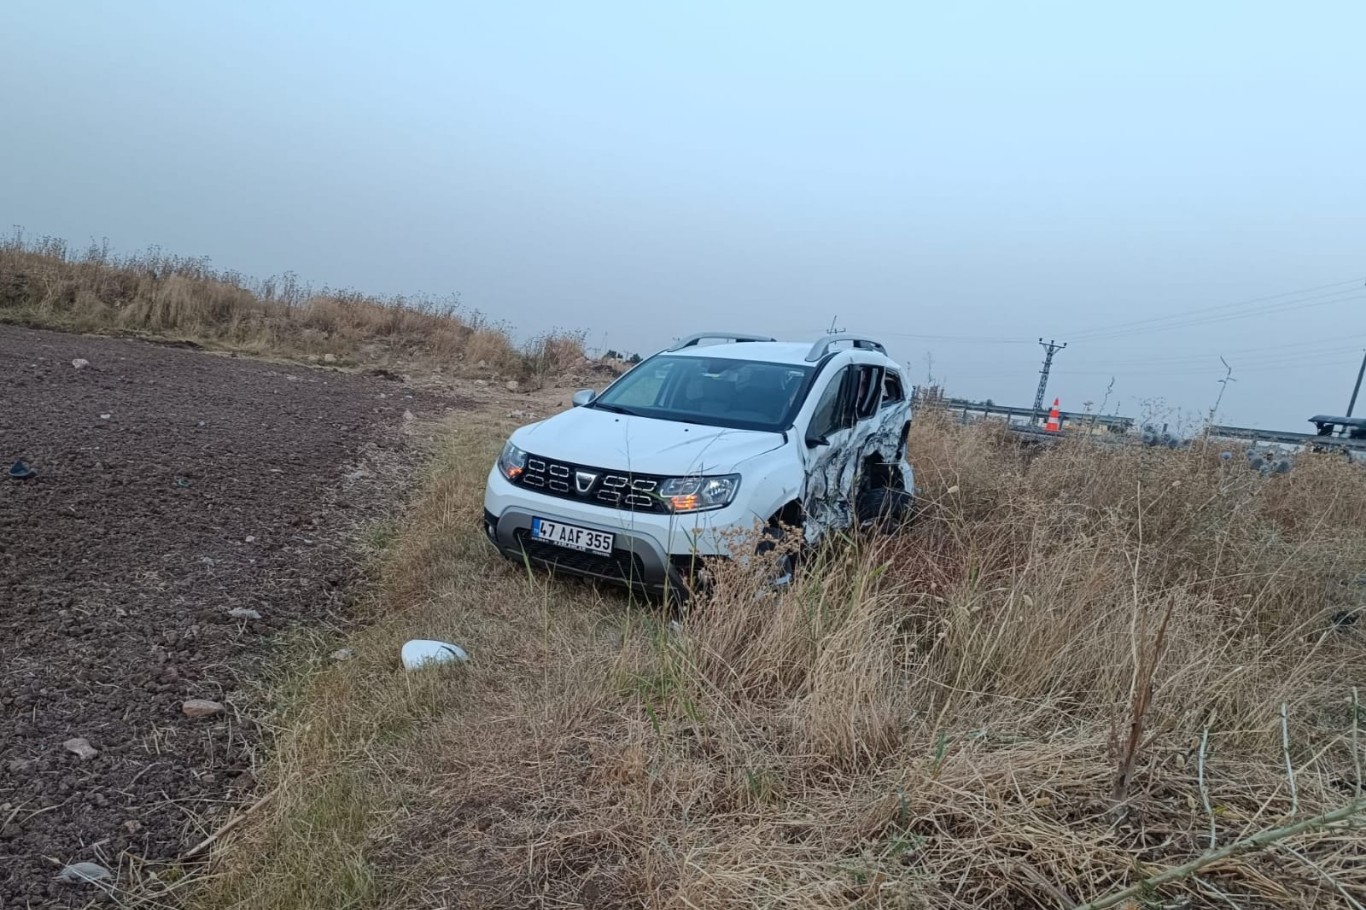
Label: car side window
xmin=881 ymin=370 xmax=904 ymax=407
xmin=853 ymin=365 xmax=883 ymax=421
xmin=809 ymin=367 xmax=851 ymax=439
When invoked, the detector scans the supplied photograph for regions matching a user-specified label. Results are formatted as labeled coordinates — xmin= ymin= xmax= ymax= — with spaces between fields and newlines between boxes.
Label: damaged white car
xmin=482 ymin=332 xmax=916 ymax=597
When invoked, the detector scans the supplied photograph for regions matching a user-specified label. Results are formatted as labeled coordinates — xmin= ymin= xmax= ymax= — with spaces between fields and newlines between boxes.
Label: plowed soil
xmin=0 ymin=325 xmax=458 ymax=906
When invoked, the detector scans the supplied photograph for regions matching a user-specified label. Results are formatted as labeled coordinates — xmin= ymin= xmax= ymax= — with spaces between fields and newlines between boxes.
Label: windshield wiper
xmin=591 ymin=402 xmax=640 ymax=417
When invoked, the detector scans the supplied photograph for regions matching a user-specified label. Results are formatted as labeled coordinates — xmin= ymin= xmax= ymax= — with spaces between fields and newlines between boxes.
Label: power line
xmin=1068 ymin=292 xmax=1366 ymax=343
xmin=662 ymin=277 xmax=1366 ymax=373
xmin=1058 ymin=338 xmax=1366 ymax=371
xmin=1067 ymin=287 xmax=1366 ymax=342
xmin=869 ymin=278 xmax=1365 ymax=349
xmin=1067 ymin=278 xmax=1365 ymax=339
xmin=1051 ymin=354 xmax=1366 ymax=378
xmin=953 ymin=351 xmax=1366 ymax=381
xmin=1127 ymin=334 xmax=1366 ymax=361
xmin=876 ymin=331 xmax=1034 ymax=344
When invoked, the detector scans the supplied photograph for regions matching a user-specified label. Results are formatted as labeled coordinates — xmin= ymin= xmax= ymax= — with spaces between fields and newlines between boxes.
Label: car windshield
xmin=591 ymin=355 xmax=814 ymax=432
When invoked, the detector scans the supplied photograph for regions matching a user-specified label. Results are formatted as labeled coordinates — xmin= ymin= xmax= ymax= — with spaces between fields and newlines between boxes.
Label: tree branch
xmin=1072 ymin=799 xmax=1366 ymax=910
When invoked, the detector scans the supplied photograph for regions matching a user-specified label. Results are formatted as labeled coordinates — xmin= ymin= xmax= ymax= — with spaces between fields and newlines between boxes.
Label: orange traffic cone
xmin=1045 ymin=398 xmax=1061 ymax=433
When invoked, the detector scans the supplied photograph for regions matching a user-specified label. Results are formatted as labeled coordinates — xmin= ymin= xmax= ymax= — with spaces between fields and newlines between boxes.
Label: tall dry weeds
xmin=190 ymin=410 xmax=1366 ymax=910
xmin=500 ymin=414 xmax=1366 ymax=908
xmin=0 ymin=229 xmax=586 ymax=380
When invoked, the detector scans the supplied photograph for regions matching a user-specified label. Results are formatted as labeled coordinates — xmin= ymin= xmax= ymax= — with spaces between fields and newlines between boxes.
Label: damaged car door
xmin=800 ymin=361 xmax=887 ymax=536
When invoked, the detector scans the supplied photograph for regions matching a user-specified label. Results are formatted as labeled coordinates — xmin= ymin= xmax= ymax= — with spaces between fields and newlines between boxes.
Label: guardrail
xmin=931 ymin=397 xmax=1134 ymax=433
xmin=915 ymin=391 xmax=1366 ymax=456
xmin=1207 ymin=425 xmax=1366 ymax=451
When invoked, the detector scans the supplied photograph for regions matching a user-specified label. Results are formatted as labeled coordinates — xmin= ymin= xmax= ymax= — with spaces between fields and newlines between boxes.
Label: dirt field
xmin=0 ymin=325 xmax=460 ymax=906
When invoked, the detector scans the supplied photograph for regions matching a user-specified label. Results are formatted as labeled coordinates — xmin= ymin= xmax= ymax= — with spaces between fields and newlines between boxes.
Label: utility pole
xmin=1033 ymin=338 xmax=1067 ymax=423
xmin=1347 ymin=350 xmax=1366 ymax=418
xmin=1210 ymin=356 xmax=1236 ymax=425
xmin=826 ymin=315 xmax=844 ymax=335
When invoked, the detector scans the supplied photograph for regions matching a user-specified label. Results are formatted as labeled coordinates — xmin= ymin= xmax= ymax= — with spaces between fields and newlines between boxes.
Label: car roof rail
xmin=804 ymin=333 xmax=887 ymax=362
xmin=667 ymin=332 xmax=777 ymax=351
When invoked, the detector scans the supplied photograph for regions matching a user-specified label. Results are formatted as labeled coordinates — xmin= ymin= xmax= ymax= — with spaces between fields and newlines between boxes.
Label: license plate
xmin=531 ymin=518 xmax=614 ymax=555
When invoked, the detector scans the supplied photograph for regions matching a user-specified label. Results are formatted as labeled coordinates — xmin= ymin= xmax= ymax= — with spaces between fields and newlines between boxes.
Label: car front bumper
xmin=482 ymin=469 xmax=743 ymax=596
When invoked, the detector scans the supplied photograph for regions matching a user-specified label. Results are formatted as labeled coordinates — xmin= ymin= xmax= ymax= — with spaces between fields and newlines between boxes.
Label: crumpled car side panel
xmin=802 ymin=402 xmax=913 ymax=542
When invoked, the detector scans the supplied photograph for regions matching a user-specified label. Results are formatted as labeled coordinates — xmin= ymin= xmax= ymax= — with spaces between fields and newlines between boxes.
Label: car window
xmin=591 ymin=354 xmax=813 ymax=432
xmin=854 ymin=365 xmax=883 ymax=420
xmin=882 ymin=370 xmax=904 ymax=407
xmin=808 ymin=368 xmax=848 ymax=438
xmin=610 ymin=364 xmax=669 ymax=407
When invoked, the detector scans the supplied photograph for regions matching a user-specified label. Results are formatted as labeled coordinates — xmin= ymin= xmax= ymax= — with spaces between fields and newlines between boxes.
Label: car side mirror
xmin=805 ymin=431 xmax=829 ymax=449
xmin=571 ymin=389 xmax=597 ymax=407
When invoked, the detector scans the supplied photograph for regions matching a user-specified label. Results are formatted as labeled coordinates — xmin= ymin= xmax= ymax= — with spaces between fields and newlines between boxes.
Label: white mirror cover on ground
xmin=400 ymin=639 xmax=469 ymax=670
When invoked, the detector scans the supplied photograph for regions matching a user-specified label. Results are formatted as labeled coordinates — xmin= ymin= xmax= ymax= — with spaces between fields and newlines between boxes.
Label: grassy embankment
xmin=0 ymin=232 xmax=584 ymax=380
xmin=189 ymin=411 xmax=1366 ymax=909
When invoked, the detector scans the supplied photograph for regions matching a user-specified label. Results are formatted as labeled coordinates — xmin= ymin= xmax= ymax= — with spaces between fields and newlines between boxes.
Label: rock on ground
xmin=181 ymin=699 xmax=225 ymax=719
xmin=56 ymin=862 xmax=112 ymax=885
xmin=62 ymin=739 xmax=98 ymax=761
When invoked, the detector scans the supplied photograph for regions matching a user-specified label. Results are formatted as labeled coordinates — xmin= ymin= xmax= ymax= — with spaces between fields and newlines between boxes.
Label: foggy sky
xmin=3 ymin=1 xmax=1364 ymax=430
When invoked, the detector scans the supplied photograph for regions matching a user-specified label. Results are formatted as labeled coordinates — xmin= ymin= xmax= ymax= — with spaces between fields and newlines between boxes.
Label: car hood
xmin=511 ymin=406 xmax=785 ymax=475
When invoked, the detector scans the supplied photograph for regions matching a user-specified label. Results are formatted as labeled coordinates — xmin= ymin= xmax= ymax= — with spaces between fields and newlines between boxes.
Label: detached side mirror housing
xmin=571 ymin=389 xmax=597 ymax=407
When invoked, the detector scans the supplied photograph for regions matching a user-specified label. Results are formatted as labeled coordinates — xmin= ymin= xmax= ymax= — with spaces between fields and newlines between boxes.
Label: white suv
xmin=482 ymin=332 xmax=915 ymax=596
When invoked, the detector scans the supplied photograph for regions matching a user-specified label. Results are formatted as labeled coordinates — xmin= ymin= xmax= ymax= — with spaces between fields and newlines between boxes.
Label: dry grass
xmin=185 ymin=410 xmax=1366 ymax=909
xmin=0 ymin=231 xmax=586 ymax=380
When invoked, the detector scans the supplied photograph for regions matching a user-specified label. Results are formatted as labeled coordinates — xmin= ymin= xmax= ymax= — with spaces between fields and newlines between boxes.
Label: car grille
xmin=519 ymin=454 xmax=668 ymax=513
xmin=514 ymin=530 xmax=648 ymax=584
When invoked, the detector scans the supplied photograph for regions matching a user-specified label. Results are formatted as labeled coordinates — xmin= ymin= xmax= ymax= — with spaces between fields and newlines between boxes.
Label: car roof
xmin=661 ymin=340 xmax=896 ymax=368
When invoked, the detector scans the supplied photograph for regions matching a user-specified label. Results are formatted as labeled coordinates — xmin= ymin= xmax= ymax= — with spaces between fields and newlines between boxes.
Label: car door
xmin=800 ymin=361 xmax=884 ymax=533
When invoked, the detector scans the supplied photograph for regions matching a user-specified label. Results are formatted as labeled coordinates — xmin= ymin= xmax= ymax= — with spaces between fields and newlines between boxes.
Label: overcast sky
xmin=3 ymin=1 xmax=1364 ymax=429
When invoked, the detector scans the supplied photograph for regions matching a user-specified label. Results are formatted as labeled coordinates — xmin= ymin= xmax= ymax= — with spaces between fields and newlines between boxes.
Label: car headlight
xmin=498 ymin=441 xmax=528 ymax=481
xmin=659 ymin=474 xmax=740 ymax=512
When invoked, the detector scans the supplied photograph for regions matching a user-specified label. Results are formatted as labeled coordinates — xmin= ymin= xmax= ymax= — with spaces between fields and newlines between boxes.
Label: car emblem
xmin=575 ymin=471 xmax=597 ymax=494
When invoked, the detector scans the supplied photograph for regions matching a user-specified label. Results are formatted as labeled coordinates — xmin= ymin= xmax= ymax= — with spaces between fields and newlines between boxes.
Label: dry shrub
xmin=523 ymin=330 xmax=588 ymax=379
xmin=425 ymin=321 xmax=475 ymax=360
xmin=116 ymin=273 xmax=264 ymax=334
xmin=69 ymin=287 xmax=114 ymax=331
xmin=0 ymin=229 xmax=570 ymax=379
xmin=464 ymin=328 xmax=523 ymax=376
